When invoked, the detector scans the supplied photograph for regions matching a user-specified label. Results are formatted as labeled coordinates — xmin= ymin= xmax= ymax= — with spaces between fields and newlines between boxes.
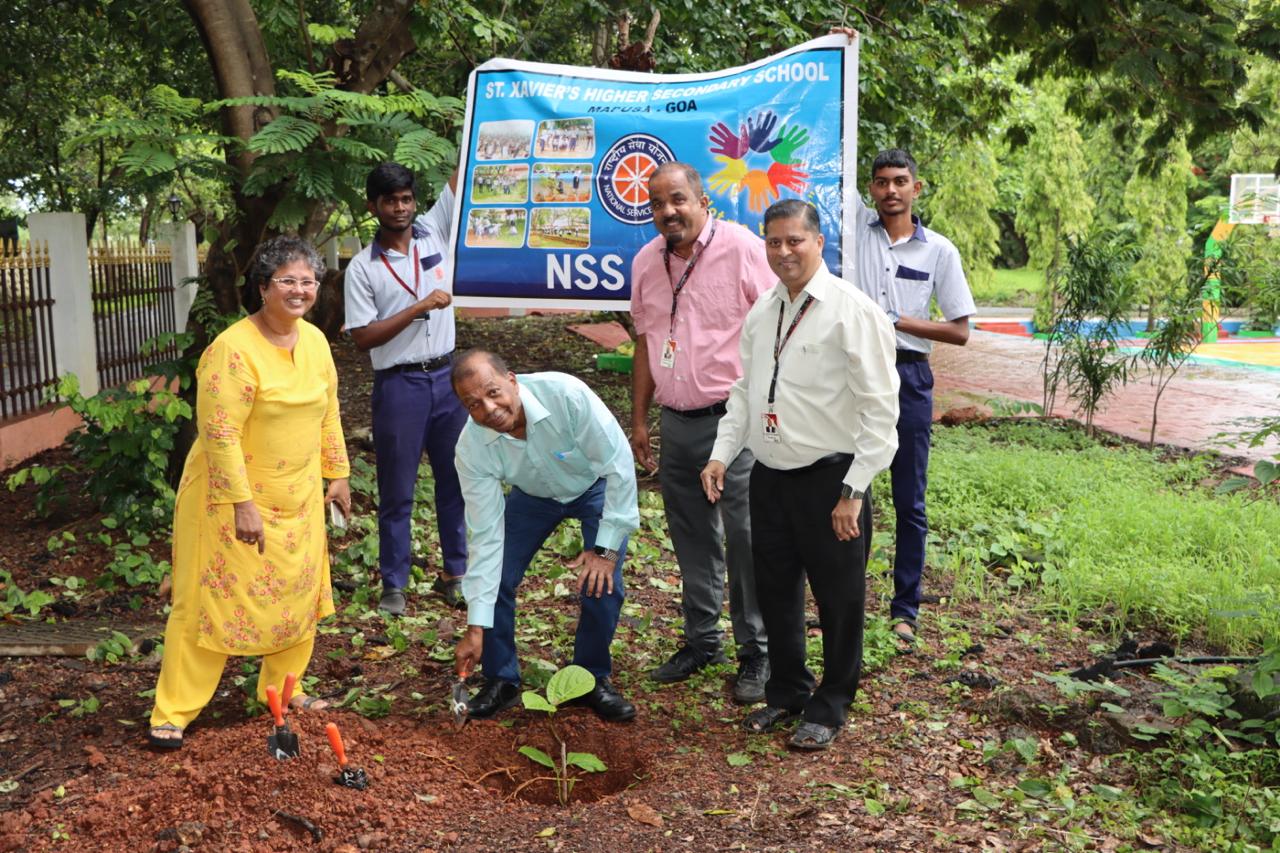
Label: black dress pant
xmin=749 ymin=457 xmax=871 ymax=727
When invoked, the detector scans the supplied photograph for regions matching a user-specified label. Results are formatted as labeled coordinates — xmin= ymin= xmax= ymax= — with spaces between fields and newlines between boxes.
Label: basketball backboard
xmin=1229 ymin=173 xmax=1280 ymax=224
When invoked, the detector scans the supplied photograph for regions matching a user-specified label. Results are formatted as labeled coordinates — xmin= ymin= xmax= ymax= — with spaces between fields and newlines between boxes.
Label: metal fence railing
xmin=89 ymin=242 xmax=178 ymax=390
xmin=0 ymin=242 xmax=58 ymax=420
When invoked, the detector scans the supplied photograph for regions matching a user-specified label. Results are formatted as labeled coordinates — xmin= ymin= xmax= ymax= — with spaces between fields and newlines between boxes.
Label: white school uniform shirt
xmin=344 ymin=185 xmax=457 ymax=370
xmin=852 ymin=195 xmax=976 ymax=353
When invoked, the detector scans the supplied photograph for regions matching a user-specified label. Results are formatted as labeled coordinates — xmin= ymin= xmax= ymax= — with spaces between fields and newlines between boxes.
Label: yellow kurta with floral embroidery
xmin=174 ymin=317 xmax=349 ymax=656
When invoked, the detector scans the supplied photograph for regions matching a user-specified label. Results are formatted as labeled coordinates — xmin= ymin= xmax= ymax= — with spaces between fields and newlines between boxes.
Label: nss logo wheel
xmin=595 ymin=133 xmax=675 ymax=225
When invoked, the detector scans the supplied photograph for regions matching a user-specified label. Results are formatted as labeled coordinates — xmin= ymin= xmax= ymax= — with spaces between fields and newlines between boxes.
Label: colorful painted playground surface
xmin=972 ymin=319 xmax=1280 ymax=370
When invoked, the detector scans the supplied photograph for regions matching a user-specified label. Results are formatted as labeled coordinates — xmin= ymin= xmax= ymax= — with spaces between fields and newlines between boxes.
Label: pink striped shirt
xmin=630 ymin=216 xmax=773 ymax=410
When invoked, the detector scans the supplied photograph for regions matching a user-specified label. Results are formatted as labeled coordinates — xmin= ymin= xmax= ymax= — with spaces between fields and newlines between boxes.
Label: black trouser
xmin=749 ymin=458 xmax=871 ymax=727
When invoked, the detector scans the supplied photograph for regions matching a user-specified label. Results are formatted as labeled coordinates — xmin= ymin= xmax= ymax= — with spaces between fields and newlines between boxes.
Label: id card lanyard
xmin=762 ymin=294 xmax=815 ymax=441
xmin=659 ymin=219 xmax=717 ymax=367
xmin=380 ymin=244 xmax=421 ymax=299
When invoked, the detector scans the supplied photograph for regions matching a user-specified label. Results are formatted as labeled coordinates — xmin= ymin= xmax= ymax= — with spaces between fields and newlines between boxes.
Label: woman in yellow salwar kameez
xmin=148 ymin=236 xmax=351 ymax=749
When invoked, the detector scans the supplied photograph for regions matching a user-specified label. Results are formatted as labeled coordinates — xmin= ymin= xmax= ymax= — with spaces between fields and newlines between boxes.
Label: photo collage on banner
xmin=450 ymin=34 xmax=859 ymax=310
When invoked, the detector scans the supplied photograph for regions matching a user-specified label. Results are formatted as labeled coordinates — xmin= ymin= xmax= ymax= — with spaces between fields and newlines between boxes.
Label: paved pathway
xmin=931 ymin=330 xmax=1280 ymax=471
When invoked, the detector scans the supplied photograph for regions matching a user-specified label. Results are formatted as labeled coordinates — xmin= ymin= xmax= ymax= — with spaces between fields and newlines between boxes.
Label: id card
xmin=761 ymin=411 xmax=781 ymax=443
xmin=660 ymin=338 xmax=677 ymax=368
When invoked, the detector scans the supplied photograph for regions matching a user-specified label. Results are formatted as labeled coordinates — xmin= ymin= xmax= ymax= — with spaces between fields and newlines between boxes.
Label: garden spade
xmin=325 ymin=722 xmax=368 ymax=790
xmin=265 ymin=684 xmax=300 ymax=760
xmin=450 ymin=666 xmax=471 ymax=728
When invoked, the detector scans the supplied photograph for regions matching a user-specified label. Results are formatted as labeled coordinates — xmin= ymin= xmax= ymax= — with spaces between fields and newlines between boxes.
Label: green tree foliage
xmin=0 ymin=3 xmax=208 ymax=237
xmin=1080 ymin=119 xmax=1138 ymax=237
xmin=1124 ymin=136 xmax=1194 ymax=328
xmin=1141 ymin=259 xmax=1210 ymax=448
xmin=1015 ymin=86 xmax=1095 ymax=276
xmin=199 ymin=69 xmax=462 ymax=232
xmin=1040 ymin=234 xmax=1139 ymax=432
xmin=925 ymin=139 xmax=1001 ymax=292
xmin=1221 ymin=230 xmax=1280 ymax=330
xmin=1218 ymin=55 xmax=1280 ymax=330
xmin=1225 ymin=59 xmax=1280 ymax=174
xmin=983 ymin=0 xmax=1280 ymax=174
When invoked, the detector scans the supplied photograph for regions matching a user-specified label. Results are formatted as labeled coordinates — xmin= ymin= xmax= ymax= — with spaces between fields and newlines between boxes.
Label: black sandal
xmin=788 ymin=721 xmax=840 ymax=750
xmin=892 ymin=621 xmax=917 ymax=654
xmin=147 ymin=723 xmax=184 ymax=750
xmin=742 ymin=706 xmax=800 ymax=733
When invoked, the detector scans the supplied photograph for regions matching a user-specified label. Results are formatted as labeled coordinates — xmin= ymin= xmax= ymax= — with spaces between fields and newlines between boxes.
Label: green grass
xmin=974 ymin=266 xmax=1046 ymax=306
xmin=917 ymin=420 xmax=1279 ymax=650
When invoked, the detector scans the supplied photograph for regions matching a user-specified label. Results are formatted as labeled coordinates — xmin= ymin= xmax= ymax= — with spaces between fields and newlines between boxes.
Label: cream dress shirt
xmin=710 ymin=266 xmax=900 ymax=493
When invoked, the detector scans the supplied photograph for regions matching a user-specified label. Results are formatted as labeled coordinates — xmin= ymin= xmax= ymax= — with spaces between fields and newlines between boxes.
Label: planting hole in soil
xmin=448 ymin=710 xmax=653 ymax=805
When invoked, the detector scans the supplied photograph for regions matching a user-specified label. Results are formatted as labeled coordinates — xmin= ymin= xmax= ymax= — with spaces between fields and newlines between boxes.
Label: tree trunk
xmin=183 ymin=0 xmax=280 ymax=312
xmin=332 ymin=0 xmax=417 ymax=95
xmin=179 ymin=0 xmax=420 ymax=332
xmin=138 ymin=200 xmax=153 ymax=244
xmin=591 ymin=22 xmax=610 ymax=67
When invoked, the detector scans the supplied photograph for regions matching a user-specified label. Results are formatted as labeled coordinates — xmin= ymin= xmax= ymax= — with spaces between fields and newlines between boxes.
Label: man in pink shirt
xmin=630 ymin=162 xmax=774 ymax=703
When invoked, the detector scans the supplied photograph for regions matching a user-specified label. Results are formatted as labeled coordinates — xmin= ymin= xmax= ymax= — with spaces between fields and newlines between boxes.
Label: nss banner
xmin=449 ymin=34 xmax=859 ymax=310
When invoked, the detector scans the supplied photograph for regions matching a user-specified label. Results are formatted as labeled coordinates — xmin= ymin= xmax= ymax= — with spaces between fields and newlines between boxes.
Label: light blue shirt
xmin=455 ymin=372 xmax=639 ymax=628
xmin=344 ymin=185 xmax=457 ymax=370
xmin=852 ymin=195 xmax=975 ymax=353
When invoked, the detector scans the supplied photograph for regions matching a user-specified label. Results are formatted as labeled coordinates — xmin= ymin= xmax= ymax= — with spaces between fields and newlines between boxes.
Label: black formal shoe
xmin=649 ymin=644 xmax=728 ymax=683
xmin=431 ymin=574 xmax=466 ymax=609
xmin=732 ymin=654 xmax=770 ymax=705
xmin=467 ymin=679 xmax=520 ymax=719
xmin=572 ymin=677 xmax=636 ymax=722
xmin=378 ymin=588 xmax=407 ymax=616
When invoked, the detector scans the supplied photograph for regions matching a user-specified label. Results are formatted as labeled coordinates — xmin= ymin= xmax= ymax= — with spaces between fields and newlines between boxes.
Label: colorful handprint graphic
xmin=708 ymin=155 xmax=748 ymax=195
xmin=708 ymin=122 xmax=751 ymax=160
xmin=706 ymin=109 xmax=810 ymax=212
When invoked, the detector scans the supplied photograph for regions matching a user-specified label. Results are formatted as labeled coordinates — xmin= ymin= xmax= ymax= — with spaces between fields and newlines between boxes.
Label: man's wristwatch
xmin=840 ymin=484 xmax=865 ymax=501
xmin=592 ymin=545 xmax=620 ymax=562
xmin=886 ymin=309 xmax=901 ymax=326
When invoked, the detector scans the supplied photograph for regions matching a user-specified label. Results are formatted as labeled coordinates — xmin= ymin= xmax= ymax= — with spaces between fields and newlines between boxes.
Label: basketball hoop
xmin=1230 ymin=173 xmax=1280 ymax=225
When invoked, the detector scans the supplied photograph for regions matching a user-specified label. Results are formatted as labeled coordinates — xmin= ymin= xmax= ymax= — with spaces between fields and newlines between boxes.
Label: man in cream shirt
xmin=701 ymin=199 xmax=899 ymax=751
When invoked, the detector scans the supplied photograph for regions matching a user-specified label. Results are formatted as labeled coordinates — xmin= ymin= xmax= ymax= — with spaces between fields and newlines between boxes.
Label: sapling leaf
xmin=972 ymin=787 xmax=1001 ymax=808
xmin=519 ymin=745 xmax=555 ymax=769
xmin=1252 ymin=668 xmax=1280 ymax=700
xmin=1215 ymin=476 xmax=1249 ymax=495
xmin=1091 ymin=784 xmax=1125 ymax=801
xmin=545 ymin=664 xmax=595 ymax=706
xmin=566 ymin=752 xmax=606 ymax=772
xmin=1017 ymin=778 xmax=1053 ymax=798
xmin=522 ymin=692 xmax=556 ymax=713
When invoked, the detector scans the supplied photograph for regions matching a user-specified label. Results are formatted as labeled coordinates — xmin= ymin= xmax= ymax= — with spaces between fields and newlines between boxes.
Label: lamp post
xmin=167 ymin=193 xmax=181 ymax=221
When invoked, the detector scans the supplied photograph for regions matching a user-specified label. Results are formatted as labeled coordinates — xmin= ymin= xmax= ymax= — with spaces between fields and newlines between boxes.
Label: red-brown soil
xmin=0 ymin=315 xmax=1210 ymax=851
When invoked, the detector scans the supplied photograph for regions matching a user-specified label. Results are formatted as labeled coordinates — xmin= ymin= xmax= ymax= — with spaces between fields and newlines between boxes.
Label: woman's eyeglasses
xmin=271 ymin=277 xmax=320 ymax=290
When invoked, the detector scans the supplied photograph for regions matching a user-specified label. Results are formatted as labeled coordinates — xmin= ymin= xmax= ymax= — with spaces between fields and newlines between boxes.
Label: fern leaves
xmin=394 ymin=130 xmax=456 ymax=173
xmin=119 ymin=145 xmax=177 ymax=177
xmin=86 ymin=65 xmax=460 ymax=229
xmin=247 ymin=116 xmax=323 ymax=154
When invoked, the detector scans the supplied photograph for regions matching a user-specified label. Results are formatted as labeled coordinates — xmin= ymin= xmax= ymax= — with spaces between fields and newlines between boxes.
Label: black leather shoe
xmin=378 ymin=588 xmax=407 ymax=616
xmin=573 ymin=677 xmax=636 ymax=722
xmin=649 ymin=644 xmax=727 ymax=683
xmin=467 ymin=678 xmax=520 ymax=719
xmin=732 ymin=654 xmax=770 ymax=705
xmin=431 ymin=574 xmax=466 ymax=609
